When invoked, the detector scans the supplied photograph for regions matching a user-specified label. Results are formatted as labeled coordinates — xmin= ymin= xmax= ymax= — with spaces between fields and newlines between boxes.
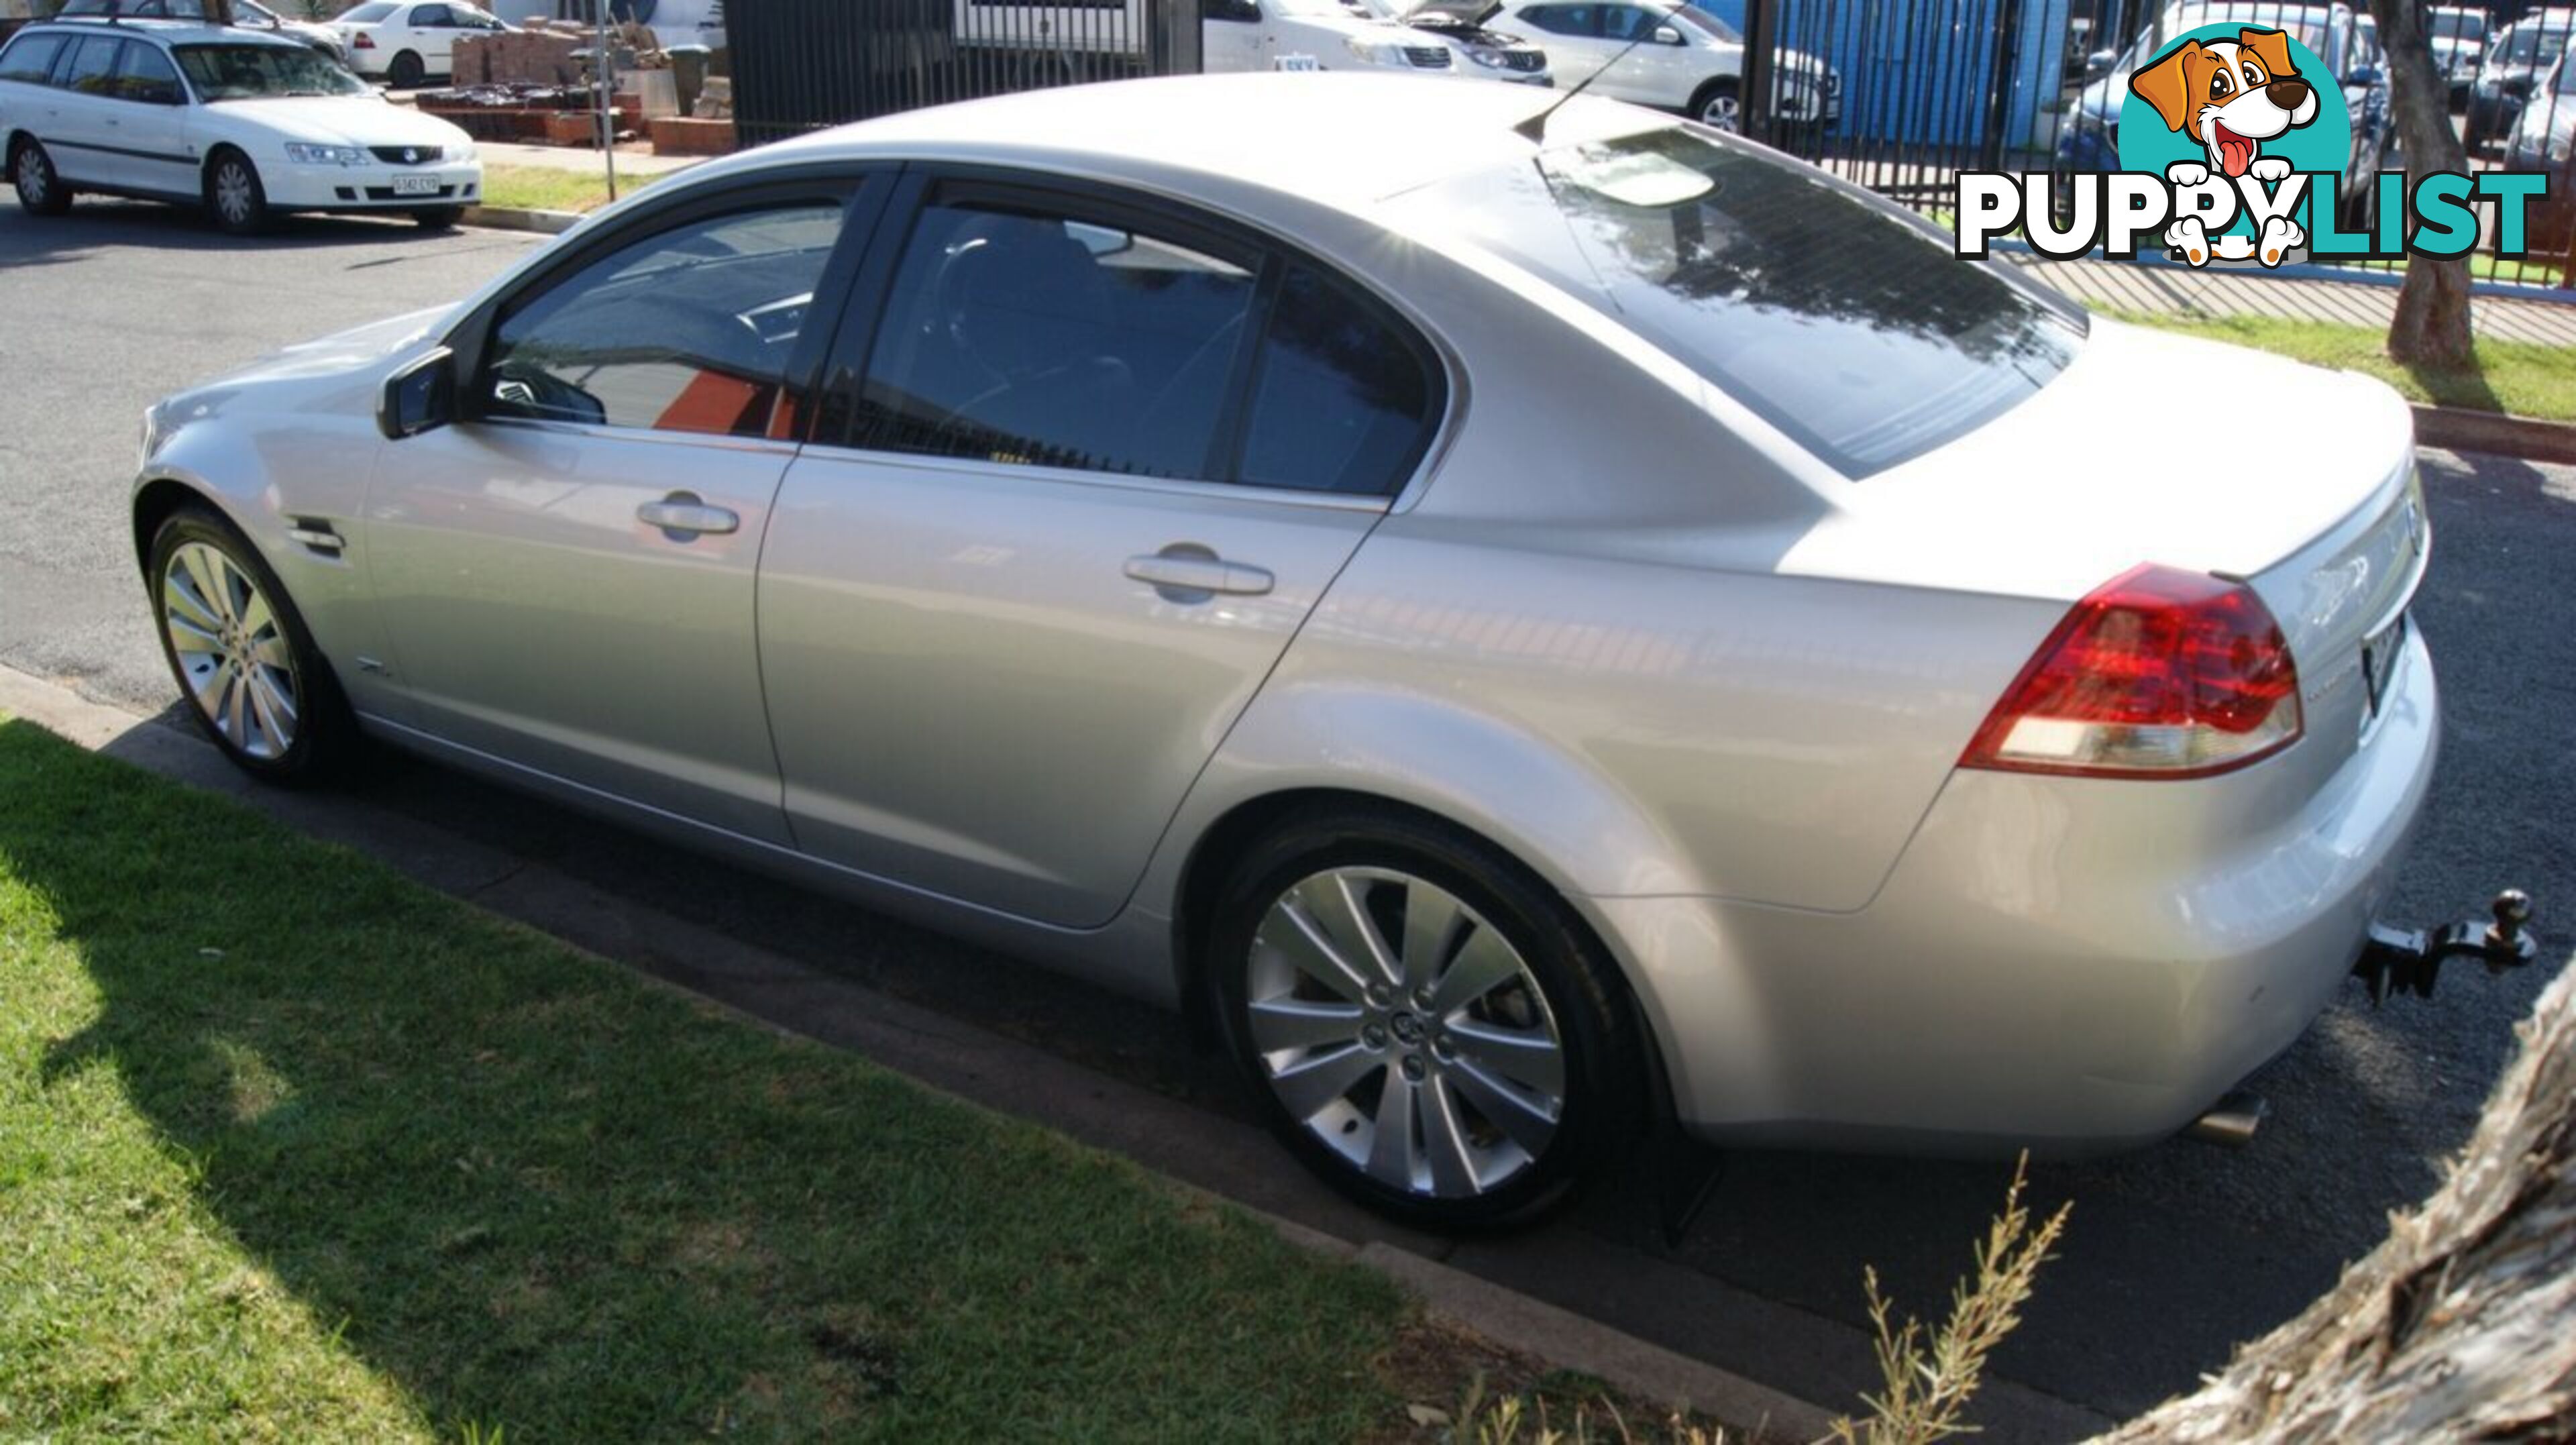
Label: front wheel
xmin=1689 ymin=79 xmax=1741 ymax=133
xmin=1208 ymin=806 xmax=1645 ymax=1228
xmin=149 ymin=505 xmax=358 ymax=784
xmin=206 ymin=152 xmax=269 ymax=235
xmin=11 ymin=138 xmax=72 ymax=215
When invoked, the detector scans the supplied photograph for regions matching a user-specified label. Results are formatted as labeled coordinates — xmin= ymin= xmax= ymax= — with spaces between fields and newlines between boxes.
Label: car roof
xmin=24 ymin=18 xmax=307 ymax=48
xmin=737 ymin=73 xmax=1643 ymax=210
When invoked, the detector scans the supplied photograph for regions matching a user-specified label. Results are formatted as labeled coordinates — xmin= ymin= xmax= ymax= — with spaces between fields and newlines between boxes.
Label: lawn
xmin=0 ymin=716 xmax=1411 ymax=1440
xmin=477 ymin=162 xmax=664 ymax=215
xmin=2102 ymin=309 xmax=2576 ymax=423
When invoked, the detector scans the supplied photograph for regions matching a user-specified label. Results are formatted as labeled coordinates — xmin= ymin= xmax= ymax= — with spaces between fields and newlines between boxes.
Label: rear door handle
xmin=637 ymin=495 xmax=739 ymax=537
xmin=1124 ymin=550 xmax=1274 ymax=600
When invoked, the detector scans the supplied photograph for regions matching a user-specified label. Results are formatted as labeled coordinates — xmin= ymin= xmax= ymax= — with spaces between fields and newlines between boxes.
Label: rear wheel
xmin=387 ymin=49 xmax=425 ymax=89
xmin=1208 ymin=806 xmax=1644 ymax=1228
xmin=148 ymin=504 xmax=358 ymax=784
xmin=206 ymin=150 xmax=269 ymax=235
xmin=10 ymin=138 xmax=72 ymax=216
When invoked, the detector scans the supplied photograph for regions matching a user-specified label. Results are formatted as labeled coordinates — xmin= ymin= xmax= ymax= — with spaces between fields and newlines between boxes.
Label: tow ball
xmin=2352 ymin=890 xmax=2540 ymax=1005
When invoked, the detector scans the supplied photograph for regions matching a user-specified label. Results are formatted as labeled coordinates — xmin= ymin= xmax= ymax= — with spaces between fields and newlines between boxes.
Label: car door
xmin=404 ymin=2 xmax=455 ymax=70
xmin=363 ymin=172 xmax=885 ymax=846
xmin=758 ymin=172 xmax=1448 ymax=928
xmin=40 ymin=34 xmax=125 ymax=188
xmin=0 ymin=31 xmax=74 ymax=164
xmin=1201 ymin=0 xmax=1269 ymax=70
xmin=1596 ymin=3 xmax=1701 ymax=106
xmin=1513 ymin=4 xmax=1615 ymax=87
xmin=102 ymin=39 xmax=194 ymax=198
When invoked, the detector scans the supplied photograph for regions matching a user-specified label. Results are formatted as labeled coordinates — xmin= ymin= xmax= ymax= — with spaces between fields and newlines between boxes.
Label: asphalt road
xmin=5 ymin=195 xmax=2573 ymax=1432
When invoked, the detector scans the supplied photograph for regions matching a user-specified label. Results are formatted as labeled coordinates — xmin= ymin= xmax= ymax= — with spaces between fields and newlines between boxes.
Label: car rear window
xmin=341 ymin=1 xmax=399 ymax=19
xmin=1385 ymin=124 xmax=2083 ymax=478
xmin=0 ymin=32 xmax=67 ymax=85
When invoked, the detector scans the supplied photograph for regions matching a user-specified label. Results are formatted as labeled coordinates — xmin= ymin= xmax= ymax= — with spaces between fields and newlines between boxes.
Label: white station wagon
xmin=1 ymin=18 xmax=480 ymax=233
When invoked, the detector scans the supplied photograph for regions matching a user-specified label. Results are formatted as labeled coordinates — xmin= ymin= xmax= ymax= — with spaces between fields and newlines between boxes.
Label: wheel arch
xmin=1164 ymin=784 xmax=1682 ymax=1130
xmin=133 ymin=474 xmax=226 ymax=582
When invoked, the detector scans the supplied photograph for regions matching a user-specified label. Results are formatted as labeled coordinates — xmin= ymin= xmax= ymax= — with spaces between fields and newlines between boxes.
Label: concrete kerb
xmin=2412 ymin=405 xmax=2576 ymax=466
xmin=0 ymin=662 xmax=1849 ymax=1442
xmin=461 ymin=205 xmax=581 ymax=235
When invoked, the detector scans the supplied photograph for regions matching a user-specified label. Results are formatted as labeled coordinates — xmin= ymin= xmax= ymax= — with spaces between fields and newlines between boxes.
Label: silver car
xmin=133 ymin=74 xmax=2436 ymax=1227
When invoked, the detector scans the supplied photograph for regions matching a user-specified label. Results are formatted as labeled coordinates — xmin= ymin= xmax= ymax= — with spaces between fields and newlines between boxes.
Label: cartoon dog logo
xmin=2129 ymin=27 xmax=2318 ymax=264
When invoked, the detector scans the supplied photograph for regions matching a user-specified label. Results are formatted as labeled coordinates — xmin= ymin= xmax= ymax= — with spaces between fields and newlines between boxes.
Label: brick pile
xmin=451 ymin=27 xmax=585 ymax=87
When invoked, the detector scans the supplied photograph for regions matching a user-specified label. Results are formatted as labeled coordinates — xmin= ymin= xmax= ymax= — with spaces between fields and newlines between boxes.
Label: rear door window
xmin=0 ymin=32 xmax=67 ymax=85
xmin=59 ymin=36 xmax=123 ymax=95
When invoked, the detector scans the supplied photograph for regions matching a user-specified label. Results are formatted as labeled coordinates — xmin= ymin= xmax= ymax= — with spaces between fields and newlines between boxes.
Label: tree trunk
xmin=2366 ymin=0 xmax=2475 ymax=365
xmin=2090 ymin=953 xmax=2576 ymax=1443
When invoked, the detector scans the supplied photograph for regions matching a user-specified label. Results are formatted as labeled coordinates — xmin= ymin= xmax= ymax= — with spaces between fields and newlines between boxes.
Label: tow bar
xmin=2352 ymin=890 xmax=2540 ymax=1004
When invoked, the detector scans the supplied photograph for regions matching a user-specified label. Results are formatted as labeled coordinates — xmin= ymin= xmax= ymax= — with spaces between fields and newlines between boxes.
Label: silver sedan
xmin=132 ymin=74 xmax=2436 ymax=1227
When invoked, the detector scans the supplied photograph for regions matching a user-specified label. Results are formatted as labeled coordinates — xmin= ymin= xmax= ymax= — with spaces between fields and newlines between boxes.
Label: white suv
xmin=1 ymin=19 xmax=480 ymax=233
xmin=1500 ymin=2 xmax=1838 ymax=131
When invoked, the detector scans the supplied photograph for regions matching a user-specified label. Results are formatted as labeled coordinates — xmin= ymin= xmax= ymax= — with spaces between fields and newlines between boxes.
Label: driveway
xmin=5 ymin=193 xmax=2571 ymax=1436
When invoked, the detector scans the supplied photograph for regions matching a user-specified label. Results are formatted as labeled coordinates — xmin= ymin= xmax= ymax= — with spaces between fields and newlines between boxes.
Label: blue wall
xmin=1693 ymin=0 xmax=2078 ymax=151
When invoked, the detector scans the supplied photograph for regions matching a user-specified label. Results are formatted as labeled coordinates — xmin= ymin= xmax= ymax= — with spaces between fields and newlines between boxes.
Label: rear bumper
xmin=1598 ymin=623 xmax=2440 ymax=1155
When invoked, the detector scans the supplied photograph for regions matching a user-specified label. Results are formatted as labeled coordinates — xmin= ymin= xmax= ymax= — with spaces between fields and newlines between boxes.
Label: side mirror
xmin=378 ymin=346 xmax=455 ymax=439
xmin=1652 ymin=23 xmax=1684 ymax=44
xmin=2084 ymin=48 xmax=2118 ymax=78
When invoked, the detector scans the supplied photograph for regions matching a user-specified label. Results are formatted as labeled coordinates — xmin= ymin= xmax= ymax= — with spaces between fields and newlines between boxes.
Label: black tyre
xmin=1207 ymin=804 xmax=1646 ymax=1229
xmin=205 ymin=150 xmax=269 ymax=235
xmin=10 ymin=137 xmax=72 ymax=216
xmin=148 ymin=504 xmax=358 ymax=785
xmin=412 ymin=204 xmax=464 ymax=229
xmin=387 ymin=49 xmax=425 ymax=89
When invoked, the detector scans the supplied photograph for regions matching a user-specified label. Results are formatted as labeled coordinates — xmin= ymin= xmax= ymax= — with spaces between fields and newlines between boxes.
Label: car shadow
xmin=0 ymin=193 xmax=474 ymax=269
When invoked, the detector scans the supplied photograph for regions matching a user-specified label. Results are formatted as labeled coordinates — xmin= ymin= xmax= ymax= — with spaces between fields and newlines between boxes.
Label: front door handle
xmin=637 ymin=494 xmax=739 ymax=537
xmin=1124 ymin=547 xmax=1274 ymax=601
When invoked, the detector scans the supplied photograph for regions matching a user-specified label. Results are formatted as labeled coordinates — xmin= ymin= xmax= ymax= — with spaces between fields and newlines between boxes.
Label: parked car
xmin=330 ymin=0 xmax=509 ymax=89
xmin=127 ymin=75 xmax=2438 ymax=1227
xmin=1 ymin=19 xmax=480 ymax=231
xmin=1201 ymin=0 xmax=1547 ymax=82
xmin=1340 ymin=0 xmax=1554 ymax=84
xmin=2503 ymin=36 xmax=2575 ymax=248
xmin=52 ymin=0 xmax=346 ymax=60
xmin=2058 ymin=1 xmax=2389 ymax=212
xmin=2427 ymin=4 xmax=2488 ymax=102
xmin=2471 ymin=9 xmax=2575 ymax=148
xmin=1498 ymin=1 xmax=1838 ymax=131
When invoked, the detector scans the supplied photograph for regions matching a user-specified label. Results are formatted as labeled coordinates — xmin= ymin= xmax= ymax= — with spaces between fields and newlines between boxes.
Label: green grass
xmin=2101 ymin=309 xmax=2576 ymax=422
xmin=0 ymin=716 xmax=1407 ymax=1440
xmin=476 ymin=163 xmax=663 ymax=215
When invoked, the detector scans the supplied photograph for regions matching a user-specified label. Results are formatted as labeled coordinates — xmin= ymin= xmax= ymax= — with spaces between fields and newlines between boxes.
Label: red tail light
xmin=1961 ymin=564 xmax=2302 ymax=779
xmin=352 ymin=30 xmax=375 ymax=47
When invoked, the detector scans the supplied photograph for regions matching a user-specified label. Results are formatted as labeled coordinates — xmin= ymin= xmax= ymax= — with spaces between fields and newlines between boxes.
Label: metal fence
xmin=729 ymin=0 xmax=1199 ymax=148
xmin=1725 ymin=0 xmax=2575 ymax=288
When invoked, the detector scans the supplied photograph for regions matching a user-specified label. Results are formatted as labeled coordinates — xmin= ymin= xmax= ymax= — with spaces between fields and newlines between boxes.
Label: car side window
xmin=1526 ymin=5 xmax=1599 ymax=38
xmin=1600 ymin=5 xmax=1659 ymax=41
xmin=412 ymin=3 xmax=453 ymax=26
xmin=58 ymin=36 xmax=123 ymax=96
xmin=113 ymin=42 xmax=185 ymax=105
xmin=481 ymin=201 xmax=848 ymax=438
xmin=1201 ymin=0 xmax=1260 ymax=21
xmin=0 ymin=33 xmax=67 ymax=85
xmin=1237 ymin=265 xmax=1440 ymax=496
xmin=855 ymin=195 xmax=1259 ymax=481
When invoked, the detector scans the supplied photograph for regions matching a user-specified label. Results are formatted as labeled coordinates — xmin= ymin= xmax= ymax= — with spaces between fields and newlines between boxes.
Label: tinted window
xmin=1601 ymin=5 xmax=1664 ymax=40
xmin=0 ymin=33 xmax=67 ymax=85
xmin=484 ymin=203 xmax=846 ymax=437
xmin=113 ymin=42 xmax=184 ymax=103
xmin=1239 ymin=266 xmax=1438 ymax=496
xmin=1521 ymin=5 xmax=1599 ymax=36
xmin=1387 ymin=125 xmax=2081 ymax=478
xmin=411 ymin=4 xmax=454 ymax=25
xmin=857 ymin=199 xmax=1257 ymax=480
xmin=60 ymin=36 xmax=123 ymax=95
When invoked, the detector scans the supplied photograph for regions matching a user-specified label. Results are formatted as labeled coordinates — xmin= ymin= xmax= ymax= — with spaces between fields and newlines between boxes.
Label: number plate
xmin=2360 ymin=611 xmax=2408 ymax=720
xmin=1272 ymin=53 xmax=1322 ymax=72
xmin=390 ymin=173 xmax=441 ymax=196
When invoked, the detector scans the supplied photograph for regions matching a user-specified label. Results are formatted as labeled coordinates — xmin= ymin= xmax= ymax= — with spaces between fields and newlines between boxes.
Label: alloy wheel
xmin=213 ymin=161 xmax=257 ymax=229
xmin=1244 ymin=867 xmax=1566 ymax=1199
xmin=162 ymin=540 xmax=299 ymax=760
xmin=17 ymin=149 xmax=50 ymax=207
xmin=1701 ymin=91 xmax=1741 ymax=131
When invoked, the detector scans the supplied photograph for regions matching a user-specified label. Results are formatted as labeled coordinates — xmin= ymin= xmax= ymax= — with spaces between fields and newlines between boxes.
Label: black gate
xmin=730 ymin=0 xmax=1200 ymax=147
